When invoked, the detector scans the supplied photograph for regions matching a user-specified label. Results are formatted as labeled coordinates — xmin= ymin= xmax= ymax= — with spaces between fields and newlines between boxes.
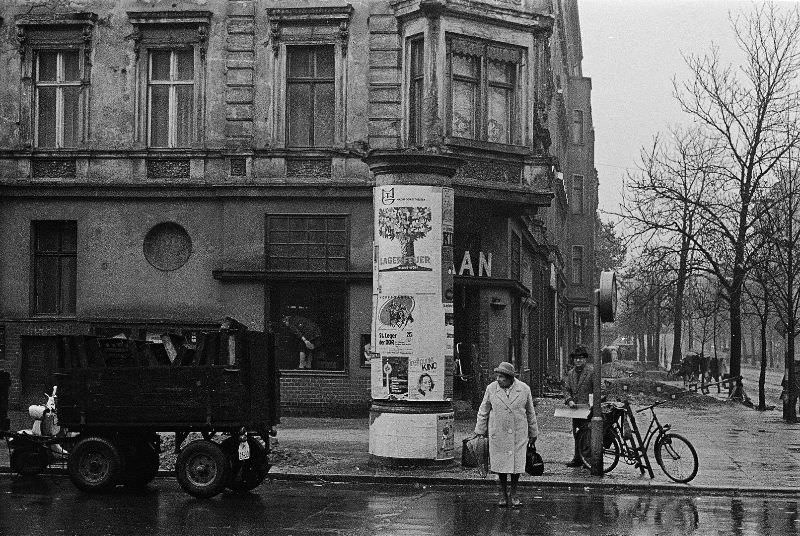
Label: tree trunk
xmin=729 ymin=284 xmax=744 ymax=400
xmin=671 ymin=239 xmax=689 ymax=371
xmin=759 ymin=315 xmax=768 ymax=411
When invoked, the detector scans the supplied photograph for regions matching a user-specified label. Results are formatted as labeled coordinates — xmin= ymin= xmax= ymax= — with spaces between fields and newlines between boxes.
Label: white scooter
xmin=3 ymin=387 xmax=71 ymax=475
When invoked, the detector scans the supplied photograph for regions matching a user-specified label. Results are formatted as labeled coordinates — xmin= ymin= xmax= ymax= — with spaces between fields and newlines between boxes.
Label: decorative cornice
xmin=390 ymin=0 xmax=553 ymax=32
xmin=364 ymin=150 xmax=463 ymax=178
xmin=14 ymin=12 xmax=98 ymax=61
xmin=126 ymin=11 xmax=213 ymax=25
xmin=266 ymin=5 xmax=354 ymax=56
xmin=127 ymin=10 xmax=212 ymax=60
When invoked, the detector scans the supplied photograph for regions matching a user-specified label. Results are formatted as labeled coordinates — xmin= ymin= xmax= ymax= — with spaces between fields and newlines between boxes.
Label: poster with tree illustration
xmin=378 ymin=206 xmax=433 ymax=271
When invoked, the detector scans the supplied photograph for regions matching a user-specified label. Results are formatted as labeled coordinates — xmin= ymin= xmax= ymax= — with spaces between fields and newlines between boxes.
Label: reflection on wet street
xmin=0 ymin=476 xmax=798 ymax=536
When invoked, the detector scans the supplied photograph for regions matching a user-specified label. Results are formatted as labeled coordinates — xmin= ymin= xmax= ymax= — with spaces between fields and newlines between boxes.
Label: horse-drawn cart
xmin=1 ymin=321 xmax=280 ymax=498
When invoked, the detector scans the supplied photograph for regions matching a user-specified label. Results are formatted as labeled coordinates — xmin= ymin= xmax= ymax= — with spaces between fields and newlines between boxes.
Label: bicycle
xmin=576 ymin=399 xmax=699 ymax=483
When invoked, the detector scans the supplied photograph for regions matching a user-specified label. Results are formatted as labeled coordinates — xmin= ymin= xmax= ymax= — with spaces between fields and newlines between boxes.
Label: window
xmin=35 ymin=51 xmax=82 ymax=148
xmin=16 ymin=13 xmax=96 ymax=149
xmin=571 ymin=245 xmax=584 ymax=285
xmin=33 ymin=221 xmax=77 ymax=315
xmin=266 ymin=215 xmax=348 ymax=272
xmin=408 ymin=37 xmax=424 ymax=145
xmin=271 ymin=282 xmax=347 ymax=371
xmin=572 ymin=110 xmax=584 ymax=145
xmin=572 ymin=174 xmax=584 ymax=214
xmin=286 ymin=46 xmax=335 ymax=148
xmin=510 ymin=232 xmax=521 ymax=282
xmin=128 ymin=10 xmax=210 ymax=149
xmin=148 ymin=49 xmax=194 ymax=148
xmin=447 ymin=36 xmax=521 ymax=145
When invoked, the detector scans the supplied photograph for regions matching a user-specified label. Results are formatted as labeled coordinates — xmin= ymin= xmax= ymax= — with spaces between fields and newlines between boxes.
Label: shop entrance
xmin=453 ymin=284 xmax=481 ymax=405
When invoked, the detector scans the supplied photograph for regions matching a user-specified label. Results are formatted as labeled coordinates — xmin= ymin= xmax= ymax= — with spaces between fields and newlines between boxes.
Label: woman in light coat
xmin=474 ymin=361 xmax=539 ymax=507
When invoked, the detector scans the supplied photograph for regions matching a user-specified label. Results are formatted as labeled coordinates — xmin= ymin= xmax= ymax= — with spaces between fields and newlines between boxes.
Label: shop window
xmin=286 ymin=46 xmax=335 ymax=148
xmin=408 ymin=36 xmax=424 ymax=145
xmin=447 ymin=36 xmax=522 ymax=145
xmin=32 ymin=221 xmax=77 ymax=315
xmin=271 ymin=282 xmax=347 ymax=371
xmin=148 ymin=49 xmax=195 ymax=148
xmin=128 ymin=10 xmax=210 ymax=148
xmin=510 ymin=231 xmax=521 ymax=282
xmin=572 ymin=109 xmax=584 ymax=145
xmin=572 ymin=174 xmax=584 ymax=214
xmin=15 ymin=13 xmax=97 ymax=149
xmin=266 ymin=215 xmax=348 ymax=272
xmin=571 ymin=245 xmax=584 ymax=285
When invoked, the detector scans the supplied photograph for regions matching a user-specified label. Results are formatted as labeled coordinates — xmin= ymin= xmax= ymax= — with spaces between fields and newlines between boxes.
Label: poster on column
xmin=375 ymin=186 xmax=442 ymax=294
xmin=373 ymin=293 xmax=445 ymax=400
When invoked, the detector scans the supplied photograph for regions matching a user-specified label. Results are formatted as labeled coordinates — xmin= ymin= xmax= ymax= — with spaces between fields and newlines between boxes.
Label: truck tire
xmin=120 ymin=440 xmax=160 ymax=488
xmin=68 ymin=436 xmax=122 ymax=492
xmin=175 ymin=440 xmax=230 ymax=498
xmin=221 ymin=436 xmax=269 ymax=492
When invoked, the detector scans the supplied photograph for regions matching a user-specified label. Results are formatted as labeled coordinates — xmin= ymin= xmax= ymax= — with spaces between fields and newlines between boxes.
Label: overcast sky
xmin=578 ymin=0 xmax=764 ymax=217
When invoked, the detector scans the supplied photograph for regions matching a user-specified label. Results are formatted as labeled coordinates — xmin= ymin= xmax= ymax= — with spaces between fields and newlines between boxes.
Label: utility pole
xmin=592 ymin=271 xmax=617 ymax=475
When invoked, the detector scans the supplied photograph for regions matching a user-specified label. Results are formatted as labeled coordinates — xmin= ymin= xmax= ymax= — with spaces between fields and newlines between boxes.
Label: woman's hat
xmin=493 ymin=361 xmax=516 ymax=376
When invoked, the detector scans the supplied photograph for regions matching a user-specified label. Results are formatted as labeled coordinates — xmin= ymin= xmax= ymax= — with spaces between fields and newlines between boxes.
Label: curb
xmin=3 ymin=467 xmax=799 ymax=497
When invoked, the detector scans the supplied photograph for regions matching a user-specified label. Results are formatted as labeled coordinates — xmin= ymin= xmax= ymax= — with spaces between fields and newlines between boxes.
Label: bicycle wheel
xmin=655 ymin=433 xmax=698 ymax=483
xmin=577 ymin=428 xmax=621 ymax=474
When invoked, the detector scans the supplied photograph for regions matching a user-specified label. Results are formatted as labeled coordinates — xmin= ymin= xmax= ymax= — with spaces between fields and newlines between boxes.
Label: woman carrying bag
xmin=474 ymin=361 xmax=539 ymax=507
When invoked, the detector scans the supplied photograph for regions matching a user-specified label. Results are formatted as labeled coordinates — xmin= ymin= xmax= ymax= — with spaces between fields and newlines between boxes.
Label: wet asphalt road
xmin=1 ymin=476 xmax=799 ymax=536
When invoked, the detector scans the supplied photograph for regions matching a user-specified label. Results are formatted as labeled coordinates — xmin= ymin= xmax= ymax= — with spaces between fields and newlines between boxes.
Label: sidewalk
xmin=4 ymin=396 xmax=800 ymax=494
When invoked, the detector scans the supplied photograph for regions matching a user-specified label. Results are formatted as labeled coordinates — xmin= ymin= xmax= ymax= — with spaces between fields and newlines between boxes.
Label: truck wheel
xmin=175 ymin=440 xmax=230 ymax=498
xmin=221 ymin=436 xmax=269 ymax=492
xmin=120 ymin=441 xmax=160 ymax=488
xmin=68 ymin=436 xmax=122 ymax=492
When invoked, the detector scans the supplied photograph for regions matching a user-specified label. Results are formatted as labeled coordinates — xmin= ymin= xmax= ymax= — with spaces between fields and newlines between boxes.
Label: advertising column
xmin=366 ymin=153 xmax=459 ymax=462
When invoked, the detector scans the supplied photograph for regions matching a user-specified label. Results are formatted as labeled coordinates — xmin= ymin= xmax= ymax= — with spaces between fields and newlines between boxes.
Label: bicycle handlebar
xmin=634 ymin=399 xmax=667 ymax=413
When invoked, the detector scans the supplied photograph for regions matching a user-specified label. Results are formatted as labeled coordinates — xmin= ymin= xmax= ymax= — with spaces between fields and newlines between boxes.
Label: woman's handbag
xmin=526 ymin=445 xmax=544 ymax=476
xmin=463 ymin=435 xmax=490 ymax=477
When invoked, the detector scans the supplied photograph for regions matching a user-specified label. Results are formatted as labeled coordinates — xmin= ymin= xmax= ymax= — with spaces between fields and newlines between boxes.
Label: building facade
xmin=0 ymin=0 xmax=597 ymax=414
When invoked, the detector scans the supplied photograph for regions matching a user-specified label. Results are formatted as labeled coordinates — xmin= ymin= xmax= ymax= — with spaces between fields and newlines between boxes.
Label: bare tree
xmin=620 ymin=128 xmax=713 ymax=371
xmin=670 ymin=3 xmax=800 ymax=398
xmin=759 ymin=160 xmax=800 ymax=421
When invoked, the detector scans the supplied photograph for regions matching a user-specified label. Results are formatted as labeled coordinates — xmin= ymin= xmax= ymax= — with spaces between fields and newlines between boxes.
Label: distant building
xmin=0 ymin=0 xmax=597 ymax=413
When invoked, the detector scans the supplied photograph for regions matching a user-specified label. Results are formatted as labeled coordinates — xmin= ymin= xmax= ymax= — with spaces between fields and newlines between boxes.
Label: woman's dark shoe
xmin=565 ymin=458 xmax=583 ymax=467
xmin=510 ymin=495 xmax=522 ymax=507
xmin=497 ymin=496 xmax=508 ymax=507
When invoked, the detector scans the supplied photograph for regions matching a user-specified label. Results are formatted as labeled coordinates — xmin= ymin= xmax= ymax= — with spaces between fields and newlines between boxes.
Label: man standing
xmin=563 ymin=345 xmax=594 ymax=467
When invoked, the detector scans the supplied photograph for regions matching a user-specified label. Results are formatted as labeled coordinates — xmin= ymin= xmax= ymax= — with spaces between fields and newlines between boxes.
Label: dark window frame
xmin=408 ymin=36 xmax=425 ymax=145
xmin=265 ymin=214 xmax=349 ymax=272
xmin=571 ymin=245 xmax=584 ymax=286
xmin=147 ymin=47 xmax=196 ymax=148
xmin=510 ymin=231 xmax=521 ymax=282
xmin=33 ymin=49 xmax=83 ymax=148
xmin=285 ymin=45 xmax=336 ymax=148
xmin=572 ymin=109 xmax=584 ymax=145
xmin=572 ymin=174 xmax=584 ymax=214
xmin=446 ymin=35 xmax=522 ymax=146
xmin=31 ymin=220 xmax=77 ymax=316
xmin=268 ymin=281 xmax=349 ymax=372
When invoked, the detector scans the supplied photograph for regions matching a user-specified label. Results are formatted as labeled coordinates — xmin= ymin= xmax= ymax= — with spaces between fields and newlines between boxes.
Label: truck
xmin=1 ymin=320 xmax=280 ymax=499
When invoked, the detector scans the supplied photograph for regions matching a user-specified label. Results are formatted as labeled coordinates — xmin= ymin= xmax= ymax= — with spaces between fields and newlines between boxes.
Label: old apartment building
xmin=0 ymin=0 xmax=597 ymax=414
